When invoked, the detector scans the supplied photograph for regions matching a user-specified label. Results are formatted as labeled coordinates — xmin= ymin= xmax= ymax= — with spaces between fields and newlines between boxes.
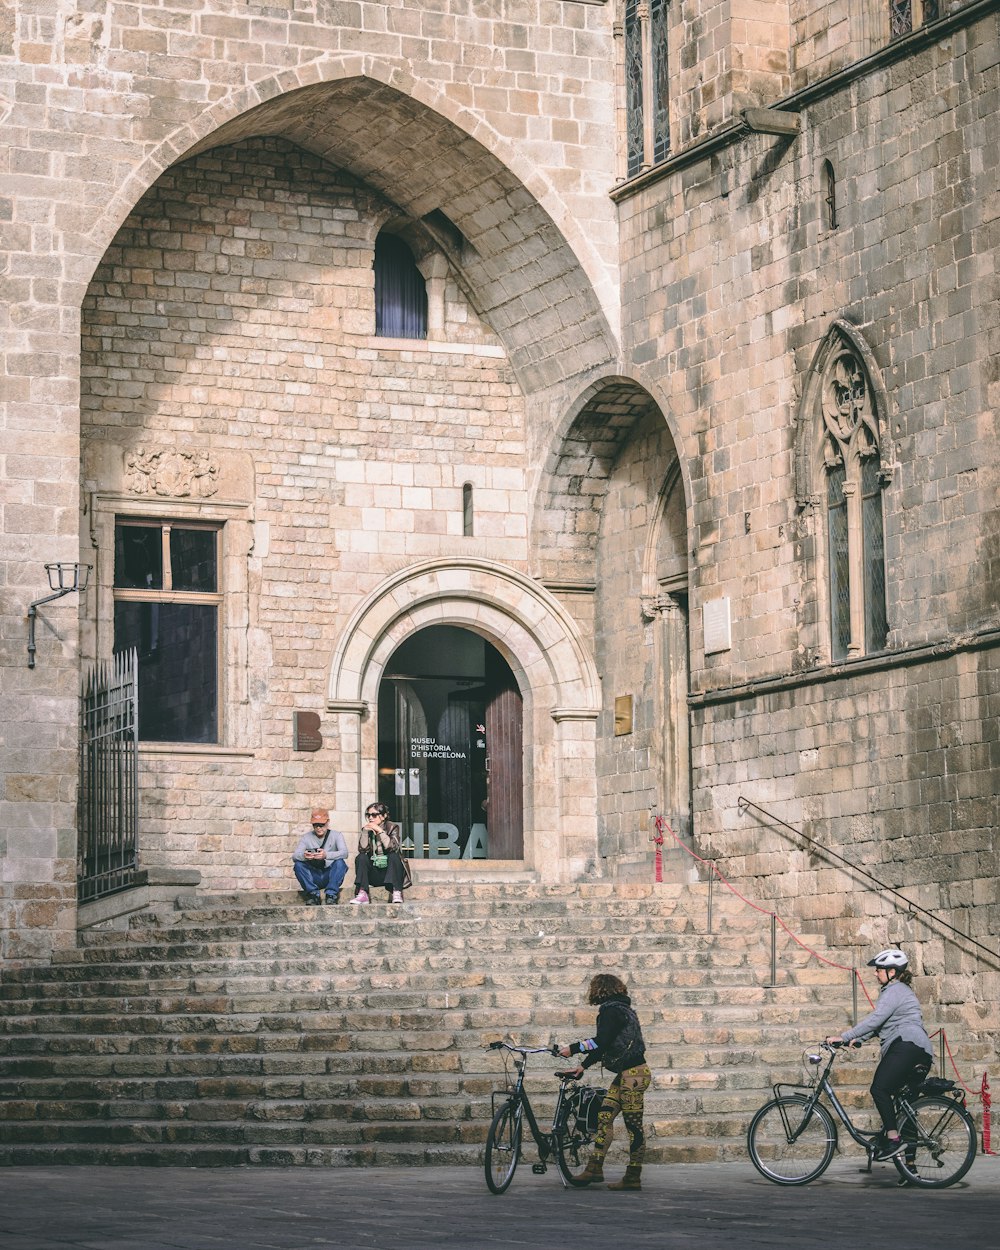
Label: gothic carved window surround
xmin=795 ymin=322 xmax=891 ymax=663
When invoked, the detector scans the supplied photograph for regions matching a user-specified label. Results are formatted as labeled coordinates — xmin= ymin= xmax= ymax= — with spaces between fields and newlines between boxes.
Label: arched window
xmin=374 ymin=232 xmax=427 ymax=339
xmin=822 ymin=160 xmax=838 ymax=230
xmin=819 ymin=342 xmax=888 ymax=659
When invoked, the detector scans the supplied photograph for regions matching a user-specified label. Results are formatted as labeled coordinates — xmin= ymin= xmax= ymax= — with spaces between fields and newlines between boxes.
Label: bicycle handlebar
xmin=486 ymin=1040 xmax=561 ymax=1057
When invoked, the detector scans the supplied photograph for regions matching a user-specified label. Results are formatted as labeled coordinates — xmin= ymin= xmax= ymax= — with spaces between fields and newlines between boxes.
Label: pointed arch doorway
xmin=377 ymin=625 xmax=523 ymax=860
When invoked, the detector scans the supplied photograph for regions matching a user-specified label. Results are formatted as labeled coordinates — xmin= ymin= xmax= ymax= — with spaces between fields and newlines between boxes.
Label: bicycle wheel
xmin=485 ymin=1101 xmax=522 ymax=1194
xmin=747 ymin=1096 xmax=838 ymax=1185
xmin=893 ymin=1095 xmax=977 ymax=1188
xmin=555 ymin=1119 xmax=598 ymax=1187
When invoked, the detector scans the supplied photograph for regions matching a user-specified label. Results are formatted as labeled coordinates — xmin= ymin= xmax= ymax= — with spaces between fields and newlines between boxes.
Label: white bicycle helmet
xmin=867 ymin=948 xmax=908 ymax=969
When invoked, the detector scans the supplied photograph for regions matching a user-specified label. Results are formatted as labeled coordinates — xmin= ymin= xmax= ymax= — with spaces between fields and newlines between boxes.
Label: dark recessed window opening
xmin=463 ymin=483 xmax=474 ymax=537
xmin=113 ymin=519 xmax=221 ymax=744
xmin=375 ymin=232 xmax=428 ymax=340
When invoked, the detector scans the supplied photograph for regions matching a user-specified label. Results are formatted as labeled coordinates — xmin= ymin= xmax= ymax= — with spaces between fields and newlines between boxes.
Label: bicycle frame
xmin=489 ymin=1044 xmax=581 ymax=1178
xmin=774 ymin=1056 xmax=873 ymax=1149
xmin=774 ymin=1045 xmax=955 ymax=1156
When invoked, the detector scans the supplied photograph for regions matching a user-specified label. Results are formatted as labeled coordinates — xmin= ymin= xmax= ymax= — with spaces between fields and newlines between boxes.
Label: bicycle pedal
xmin=531 ymin=1163 xmax=548 ymax=1175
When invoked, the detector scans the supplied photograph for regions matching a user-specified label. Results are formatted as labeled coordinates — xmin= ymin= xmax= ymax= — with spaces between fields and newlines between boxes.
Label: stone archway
xmin=327 ymin=558 xmax=601 ymax=882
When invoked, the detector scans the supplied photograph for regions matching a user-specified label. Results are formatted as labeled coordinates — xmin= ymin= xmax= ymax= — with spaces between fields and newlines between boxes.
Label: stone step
xmin=0 ymin=1136 xmax=745 ymax=1168
xmin=0 ymin=884 xmax=974 ymax=1173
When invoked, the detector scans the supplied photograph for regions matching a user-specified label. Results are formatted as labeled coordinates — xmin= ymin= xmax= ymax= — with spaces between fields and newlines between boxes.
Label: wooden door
xmin=484 ymin=648 xmax=523 ymax=858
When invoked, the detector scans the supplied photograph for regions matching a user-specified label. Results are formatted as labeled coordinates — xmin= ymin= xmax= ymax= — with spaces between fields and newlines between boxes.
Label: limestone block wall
xmin=1 ymin=0 xmax=625 ymax=963
xmin=615 ymin=11 xmax=1000 ymax=1042
xmin=594 ymin=412 xmax=678 ymax=861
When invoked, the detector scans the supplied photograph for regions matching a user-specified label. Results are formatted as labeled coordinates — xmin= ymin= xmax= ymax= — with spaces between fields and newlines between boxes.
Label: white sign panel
xmin=703 ymin=596 xmax=732 ymax=654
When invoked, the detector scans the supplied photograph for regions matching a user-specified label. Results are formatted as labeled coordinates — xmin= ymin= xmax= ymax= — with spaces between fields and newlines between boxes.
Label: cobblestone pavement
xmin=2 ymin=1158 xmax=998 ymax=1250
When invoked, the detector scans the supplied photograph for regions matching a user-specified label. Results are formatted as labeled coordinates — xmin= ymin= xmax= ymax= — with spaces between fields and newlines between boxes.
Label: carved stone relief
xmin=123 ymin=448 xmax=220 ymax=498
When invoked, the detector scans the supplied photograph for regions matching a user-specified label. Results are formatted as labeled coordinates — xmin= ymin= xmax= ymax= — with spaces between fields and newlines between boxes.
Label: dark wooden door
xmin=484 ymin=648 xmax=523 ymax=858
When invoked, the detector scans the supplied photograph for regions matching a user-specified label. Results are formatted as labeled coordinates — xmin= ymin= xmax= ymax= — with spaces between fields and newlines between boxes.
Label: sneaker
xmin=305 ymin=895 xmax=322 ymax=906
xmin=349 ymin=890 xmax=369 ymax=905
xmin=325 ymin=893 xmax=339 ymax=905
xmin=872 ymin=1133 xmax=905 ymax=1161
xmin=391 ymin=891 xmax=403 ymax=904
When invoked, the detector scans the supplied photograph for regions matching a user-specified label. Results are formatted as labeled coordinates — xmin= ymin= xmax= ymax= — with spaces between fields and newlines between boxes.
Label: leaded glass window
xmin=625 ymin=0 xmax=644 ymax=178
xmin=890 ymin=0 xmax=913 ymax=38
xmin=651 ymin=0 xmax=670 ymax=167
xmin=623 ymin=0 xmax=670 ymax=178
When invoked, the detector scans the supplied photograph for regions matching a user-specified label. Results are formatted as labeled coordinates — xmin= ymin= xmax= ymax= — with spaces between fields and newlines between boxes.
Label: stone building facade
xmin=1 ymin=0 xmax=998 ymax=1044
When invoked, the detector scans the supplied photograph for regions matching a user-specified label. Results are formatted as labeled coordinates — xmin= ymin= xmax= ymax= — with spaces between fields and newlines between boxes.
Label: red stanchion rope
xmin=652 ymin=814 xmax=874 ymax=1004
xmin=651 ymin=815 xmax=665 ymax=883
xmin=981 ymin=1072 xmax=995 ymax=1155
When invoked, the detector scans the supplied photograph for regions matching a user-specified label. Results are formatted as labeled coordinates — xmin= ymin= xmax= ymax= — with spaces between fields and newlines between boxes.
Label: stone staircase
xmin=0 ymin=881 xmax=914 ymax=1167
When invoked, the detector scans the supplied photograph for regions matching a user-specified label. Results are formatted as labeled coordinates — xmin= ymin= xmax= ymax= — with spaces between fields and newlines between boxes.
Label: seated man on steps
xmin=292 ymin=807 xmax=348 ymax=905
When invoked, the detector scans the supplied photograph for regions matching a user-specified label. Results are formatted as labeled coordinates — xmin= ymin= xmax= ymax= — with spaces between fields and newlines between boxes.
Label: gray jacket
xmin=292 ymin=828 xmax=348 ymax=864
xmin=841 ymin=980 xmax=933 ymax=1058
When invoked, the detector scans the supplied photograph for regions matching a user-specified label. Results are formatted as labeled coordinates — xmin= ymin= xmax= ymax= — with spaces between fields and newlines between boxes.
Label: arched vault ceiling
xmin=187 ymin=79 xmax=618 ymax=394
xmin=534 ymin=380 xmax=675 ymax=582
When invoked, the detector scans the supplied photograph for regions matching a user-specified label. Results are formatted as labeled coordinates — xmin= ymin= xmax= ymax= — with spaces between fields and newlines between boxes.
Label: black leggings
xmin=870 ymin=1039 xmax=932 ymax=1132
xmin=354 ymin=850 xmax=405 ymax=895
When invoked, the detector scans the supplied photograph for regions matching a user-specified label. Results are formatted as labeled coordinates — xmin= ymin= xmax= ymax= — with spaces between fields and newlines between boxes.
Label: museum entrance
xmin=377 ymin=625 xmax=523 ymax=860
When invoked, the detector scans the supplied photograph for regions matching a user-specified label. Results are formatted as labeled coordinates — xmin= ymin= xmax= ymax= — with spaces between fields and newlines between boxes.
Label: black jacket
xmin=571 ymin=994 xmax=646 ymax=1074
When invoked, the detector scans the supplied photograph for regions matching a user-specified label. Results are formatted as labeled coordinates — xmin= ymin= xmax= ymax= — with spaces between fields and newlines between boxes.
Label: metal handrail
xmin=738 ymin=796 xmax=1000 ymax=967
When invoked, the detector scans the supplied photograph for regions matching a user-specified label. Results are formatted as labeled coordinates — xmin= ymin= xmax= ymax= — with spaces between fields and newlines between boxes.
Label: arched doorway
xmin=377 ymin=625 xmax=523 ymax=860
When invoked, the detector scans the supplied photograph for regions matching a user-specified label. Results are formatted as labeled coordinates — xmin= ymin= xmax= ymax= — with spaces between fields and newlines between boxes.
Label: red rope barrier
xmin=653 ymin=815 xmax=995 ymax=1151
xmin=651 ymin=815 xmax=664 ymax=883
xmin=981 ymin=1072 xmax=995 ymax=1155
xmin=652 ymin=814 xmax=873 ymax=1001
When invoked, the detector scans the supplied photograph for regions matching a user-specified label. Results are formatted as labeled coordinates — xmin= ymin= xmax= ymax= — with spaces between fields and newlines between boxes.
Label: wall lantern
xmin=27 ymin=563 xmax=92 ymax=669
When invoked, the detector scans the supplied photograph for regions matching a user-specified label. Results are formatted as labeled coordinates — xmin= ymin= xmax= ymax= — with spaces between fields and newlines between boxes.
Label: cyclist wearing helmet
xmin=827 ymin=948 xmax=933 ymax=1161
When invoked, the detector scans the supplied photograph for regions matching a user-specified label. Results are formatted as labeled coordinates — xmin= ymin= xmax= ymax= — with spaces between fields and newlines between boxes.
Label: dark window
xmin=890 ymin=0 xmax=913 ymax=38
xmin=113 ymin=520 xmax=221 ymax=743
xmin=822 ymin=160 xmax=838 ymax=230
xmin=861 ymin=457 xmax=888 ymax=653
xmin=375 ymin=233 xmax=427 ymax=339
xmin=827 ymin=464 xmax=851 ymax=662
xmin=463 ymin=483 xmax=474 ymax=537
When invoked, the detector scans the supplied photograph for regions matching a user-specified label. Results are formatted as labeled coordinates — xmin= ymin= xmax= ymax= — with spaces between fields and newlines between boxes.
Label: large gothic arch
xmin=71 ymin=64 xmax=619 ymax=394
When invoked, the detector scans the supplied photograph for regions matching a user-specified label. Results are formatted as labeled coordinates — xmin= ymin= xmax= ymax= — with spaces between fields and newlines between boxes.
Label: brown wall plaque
xmin=293 ymin=710 xmax=323 ymax=752
xmin=614 ymin=695 xmax=633 ymax=736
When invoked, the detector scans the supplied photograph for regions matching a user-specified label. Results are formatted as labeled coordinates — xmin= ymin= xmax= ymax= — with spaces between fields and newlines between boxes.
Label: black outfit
xmin=570 ymin=994 xmax=647 ymax=1073
xmin=353 ymin=820 xmax=410 ymax=898
xmin=870 ymin=1040 xmax=931 ymax=1131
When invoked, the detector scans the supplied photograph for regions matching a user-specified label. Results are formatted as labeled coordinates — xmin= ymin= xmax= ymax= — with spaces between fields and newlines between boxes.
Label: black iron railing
xmin=78 ymin=649 xmax=139 ymax=902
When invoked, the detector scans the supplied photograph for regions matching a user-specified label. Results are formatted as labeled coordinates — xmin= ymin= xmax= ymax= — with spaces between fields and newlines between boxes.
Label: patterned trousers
xmin=591 ymin=1062 xmax=652 ymax=1166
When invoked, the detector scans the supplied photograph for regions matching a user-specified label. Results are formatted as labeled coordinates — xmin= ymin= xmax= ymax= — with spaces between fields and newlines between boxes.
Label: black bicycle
xmin=484 ymin=1040 xmax=607 ymax=1193
xmin=747 ymin=1041 xmax=977 ymax=1188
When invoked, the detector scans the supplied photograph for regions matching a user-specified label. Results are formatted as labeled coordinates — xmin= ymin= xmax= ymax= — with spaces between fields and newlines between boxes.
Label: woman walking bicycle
xmin=557 ymin=973 xmax=650 ymax=1191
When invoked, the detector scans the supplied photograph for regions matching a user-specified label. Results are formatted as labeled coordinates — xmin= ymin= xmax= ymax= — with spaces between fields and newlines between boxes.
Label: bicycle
xmin=483 ymin=1040 xmax=608 ymax=1194
xmin=747 ymin=1041 xmax=977 ymax=1188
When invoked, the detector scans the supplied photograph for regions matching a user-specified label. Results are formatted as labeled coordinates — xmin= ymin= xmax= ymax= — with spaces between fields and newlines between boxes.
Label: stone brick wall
xmin=615 ymin=12 xmax=1000 ymax=1039
xmin=79 ymin=135 xmax=533 ymax=890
